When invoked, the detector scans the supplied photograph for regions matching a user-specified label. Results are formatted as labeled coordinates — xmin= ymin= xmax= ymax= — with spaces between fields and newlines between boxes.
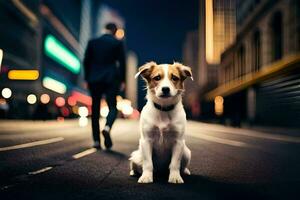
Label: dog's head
xmin=135 ymin=62 xmax=193 ymax=100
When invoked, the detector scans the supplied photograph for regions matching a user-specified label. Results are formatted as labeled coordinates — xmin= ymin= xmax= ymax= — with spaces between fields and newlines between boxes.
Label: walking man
xmin=83 ymin=23 xmax=126 ymax=149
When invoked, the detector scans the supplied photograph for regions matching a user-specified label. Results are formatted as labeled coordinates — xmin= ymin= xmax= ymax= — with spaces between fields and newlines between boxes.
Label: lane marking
xmin=28 ymin=166 xmax=53 ymax=175
xmin=190 ymin=133 xmax=254 ymax=148
xmin=0 ymin=137 xmax=64 ymax=152
xmin=72 ymin=148 xmax=97 ymax=159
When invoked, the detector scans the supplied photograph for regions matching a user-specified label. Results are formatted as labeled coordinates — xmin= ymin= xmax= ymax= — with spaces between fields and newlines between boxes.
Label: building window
xmin=225 ymin=67 xmax=229 ymax=83
xmin=270 ymin=11 xmax=283 ymax=61
xmin=253 ymin=30 xmax=261 ymax=71
xmin=238 ymin=45 xmax=245 ymax=77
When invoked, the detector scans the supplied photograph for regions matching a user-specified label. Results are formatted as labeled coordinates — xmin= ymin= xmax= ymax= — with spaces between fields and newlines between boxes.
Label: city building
xmin=0 ymin=0 xmax=93 ymax=118
xmin=0 ymin=0 xmax=132 ymax=119
xmin=182 ymin=31 xmax=200 ymax=119
xmin=205 ymin=0 xmax=300 ymax=128
xmin=183 ymin=0 xmax=236 ymax=118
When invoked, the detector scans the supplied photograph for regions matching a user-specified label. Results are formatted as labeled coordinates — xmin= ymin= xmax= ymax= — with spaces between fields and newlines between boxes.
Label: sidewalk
xmin=188 ymin=120 xmax=300 ymax=143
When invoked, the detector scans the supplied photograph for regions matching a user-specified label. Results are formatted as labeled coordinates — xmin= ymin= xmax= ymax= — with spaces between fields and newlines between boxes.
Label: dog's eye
xmin=171 ymin=75 xmax=179 ymax=81
xmin=153 ymin=75 xmax=161 ymax=81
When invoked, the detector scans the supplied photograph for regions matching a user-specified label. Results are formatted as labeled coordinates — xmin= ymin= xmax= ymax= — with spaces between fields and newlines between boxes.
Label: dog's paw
xmin=183 ymin=168 xmax=191 ymax=175
xmin=168 ymin=171 xmax=184 ymax=184
xmin=138 ymin=171 xmax=153 ymax=183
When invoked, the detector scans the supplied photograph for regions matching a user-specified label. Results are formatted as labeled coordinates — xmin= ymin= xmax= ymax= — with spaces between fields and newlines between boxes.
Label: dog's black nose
xmin=162 ymin=87 xmax=170 ymax=94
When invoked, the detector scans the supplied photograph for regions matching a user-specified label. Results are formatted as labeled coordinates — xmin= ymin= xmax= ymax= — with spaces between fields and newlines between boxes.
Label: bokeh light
xmin=40 ymin=94 xmax=50 ymax=104
xmin=115 ymin=28 xmax=125 ymax=40
xmin=27 ymin=94 xmax=37 ymax=104
xmin=0 ymin=49 xmax=3 ymax=67
xmin=79 ymin=117 xmax=88 ymax=127
xmin=0 ymin=98 xmax=7 ymax=105
xmin=55 ymin=97 xmax=65 ymax=107
xmin=122 ymin=105 xmax=134 ymax=116
xmin=60 ymin=107 xmax=70 ymax=117
xmin=67 ymin=96 xmax=76 ymax=106
xmin=78 ymin=106 xmax=88 ymax=117
xmin=214 ymin=96 xmax=224 ymax=116
xmin=100 ymin=106 xmax=109 ymax=118
xmin=1 ymin=88 xmax=12 ymax=99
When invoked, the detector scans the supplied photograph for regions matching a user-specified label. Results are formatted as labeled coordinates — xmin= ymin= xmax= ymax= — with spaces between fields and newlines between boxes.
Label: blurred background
xmin=0 ymin=0 xmax=299 ymax=129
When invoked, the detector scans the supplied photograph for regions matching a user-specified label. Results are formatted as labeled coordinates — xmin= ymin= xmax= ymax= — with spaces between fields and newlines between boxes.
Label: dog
xmin=129 ymin=61 xmax=192 ymax=184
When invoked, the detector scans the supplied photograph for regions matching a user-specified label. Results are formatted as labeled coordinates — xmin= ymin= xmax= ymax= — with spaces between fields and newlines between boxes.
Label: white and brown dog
xmin=129 ymin=61 xmax=192 ymax=184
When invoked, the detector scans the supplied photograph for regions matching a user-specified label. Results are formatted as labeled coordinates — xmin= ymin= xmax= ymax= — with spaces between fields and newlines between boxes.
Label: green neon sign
xmin=44 ymin=34 xmax=80 ymax=74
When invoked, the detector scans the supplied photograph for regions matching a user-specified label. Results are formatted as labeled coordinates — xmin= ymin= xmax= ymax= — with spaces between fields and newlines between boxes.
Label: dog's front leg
xmin=169 ymin=139 xmax=184 ymax=184
xmin=138 ymin=138 xmax=153 ymax=183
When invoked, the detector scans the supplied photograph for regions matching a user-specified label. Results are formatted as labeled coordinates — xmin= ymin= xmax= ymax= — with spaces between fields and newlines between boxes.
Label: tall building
xmin=205 ymin=0 xmax=236 ymax=64
xmin=186 ymin=0 xmax=236 ymax=118
xmin=198 ymin=0 xmax=236 ymax=91
xmin=205 ymin=0 xmax=300 ymax=128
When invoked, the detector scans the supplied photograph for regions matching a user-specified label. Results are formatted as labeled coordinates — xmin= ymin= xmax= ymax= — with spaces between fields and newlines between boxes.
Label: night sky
xmin=101 ymin=0 xmax=199 ymax=65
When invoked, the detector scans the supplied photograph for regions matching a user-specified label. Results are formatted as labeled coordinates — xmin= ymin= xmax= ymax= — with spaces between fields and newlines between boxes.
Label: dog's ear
xmin=135 ymin=61 xmax=157 ymax=80
xmin=174 ymin=62 xmax=193 ymax=81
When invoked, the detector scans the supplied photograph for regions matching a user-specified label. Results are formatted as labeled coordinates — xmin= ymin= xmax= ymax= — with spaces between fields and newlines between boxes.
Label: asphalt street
xmin=0 ymin=119 xmax=300 ymax=200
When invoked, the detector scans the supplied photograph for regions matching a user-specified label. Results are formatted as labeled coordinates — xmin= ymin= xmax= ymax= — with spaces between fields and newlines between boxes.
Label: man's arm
xmin=83 ymin=41 xmax=92 ymax=81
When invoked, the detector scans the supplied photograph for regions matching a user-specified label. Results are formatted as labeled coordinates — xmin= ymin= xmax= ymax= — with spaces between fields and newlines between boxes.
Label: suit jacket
xmin=83 ymin=34 xmax=126 ymax=83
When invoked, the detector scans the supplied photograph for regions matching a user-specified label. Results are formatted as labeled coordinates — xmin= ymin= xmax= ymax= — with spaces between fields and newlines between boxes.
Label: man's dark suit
xmin=83 ymin=34 xmax=126 ymax=143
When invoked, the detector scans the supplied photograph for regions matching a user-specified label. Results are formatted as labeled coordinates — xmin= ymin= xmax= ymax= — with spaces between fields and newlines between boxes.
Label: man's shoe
xmin=102 ymin=130 xmax=113 ymax=149
xmin=93 ymin=141 xmax=101 ymax=150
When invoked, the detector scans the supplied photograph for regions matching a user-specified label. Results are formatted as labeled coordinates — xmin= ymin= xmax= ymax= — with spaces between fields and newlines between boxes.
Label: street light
xmin=1 ymin=88 xmax=12 ymax=99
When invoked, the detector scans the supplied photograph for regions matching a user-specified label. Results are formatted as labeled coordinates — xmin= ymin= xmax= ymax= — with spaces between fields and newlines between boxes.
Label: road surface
xmin=0 ymin=119 xmax=299 ymax=199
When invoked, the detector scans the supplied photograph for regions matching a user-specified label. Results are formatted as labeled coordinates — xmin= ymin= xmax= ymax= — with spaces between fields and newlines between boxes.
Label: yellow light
xmin=79 ymin=117 xmax=88 ymax=127
xmin=42 ymin=77 xmax=67 ymax=94
xmin=1 ymin=88 xmax=12 ymax=99
xmin=8 ymin=70 xmax=39 ymax=80
xmin=27 ymin=94 xmax=37 ymax=104
xmin=40 ymin=94 xmax=50 ymax=104
xmin=72 ymin=106 xmax=79 ymax=114
xmin=0 ymin=49 xmax=3 ymax=69
xmin=115 ymin=29 xmax=125 ymax=40
xmin=78 ymin=106 xmax=88 ymax=117
xmin=205 ymin=0 xmax=214 ymax=64
xmin=214 ymin=96 xmax=224 ymax=116
xmin=214 ymin=96 xmax=224 ymax=104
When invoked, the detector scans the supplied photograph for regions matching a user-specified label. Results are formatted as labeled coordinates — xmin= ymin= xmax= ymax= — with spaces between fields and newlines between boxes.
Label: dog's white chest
xmin=157 ymin=113 xmax=172 ymax=131
xmin=151 ymin=114 xmax=178 ymax=147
